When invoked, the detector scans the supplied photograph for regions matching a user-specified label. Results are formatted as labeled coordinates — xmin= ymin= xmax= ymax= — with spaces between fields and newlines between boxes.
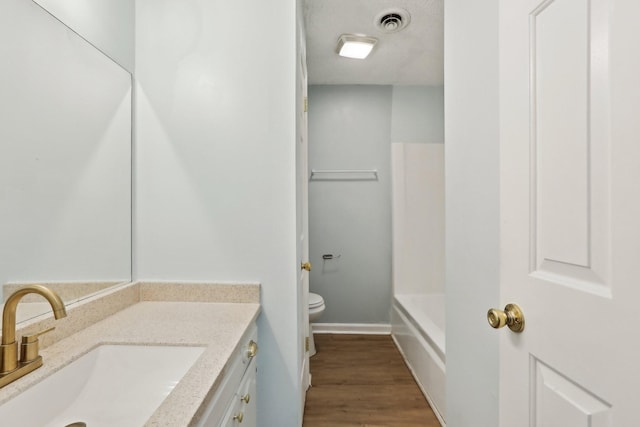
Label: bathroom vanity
xmin=0 ymin=282 xmax=260 ymax=427
xmin=197 ymin=325 xmax=258 ymax=426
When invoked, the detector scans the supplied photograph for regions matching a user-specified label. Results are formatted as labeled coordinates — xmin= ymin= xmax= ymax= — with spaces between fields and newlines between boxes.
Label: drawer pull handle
xmin=241 ymin=393 xmax=251 ymax=404
xmin=247 ymin=340 xmax=258 ymax=358
xmin=233 ymin=412 xmax=244 ymax=423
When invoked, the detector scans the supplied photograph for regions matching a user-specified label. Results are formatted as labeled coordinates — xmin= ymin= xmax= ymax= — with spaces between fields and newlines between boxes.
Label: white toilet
xmin=308 ymin=292 xmax=326 ymax=357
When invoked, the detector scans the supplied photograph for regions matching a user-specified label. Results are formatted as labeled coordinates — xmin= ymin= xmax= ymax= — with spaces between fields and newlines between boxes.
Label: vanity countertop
xmin=0 ymin=282 xmax=261 ymax=427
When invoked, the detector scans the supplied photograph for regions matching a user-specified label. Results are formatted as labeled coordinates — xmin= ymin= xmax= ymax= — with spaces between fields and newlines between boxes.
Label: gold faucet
xmin=0 ymin=285 xmax=67 ymax=388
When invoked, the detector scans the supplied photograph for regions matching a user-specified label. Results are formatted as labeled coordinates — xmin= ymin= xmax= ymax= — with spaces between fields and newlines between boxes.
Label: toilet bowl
xmin=308 ymin=292 xmax=325 ymax=357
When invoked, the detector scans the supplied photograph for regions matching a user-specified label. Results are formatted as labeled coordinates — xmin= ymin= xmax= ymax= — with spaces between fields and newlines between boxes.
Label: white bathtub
xmin=392 ymin=293 xmax=446 ymax=426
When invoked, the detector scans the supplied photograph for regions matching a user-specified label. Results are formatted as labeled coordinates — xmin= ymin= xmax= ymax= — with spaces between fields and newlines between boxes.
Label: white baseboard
xmin=311 ymin=323 xmax=392 ymax=335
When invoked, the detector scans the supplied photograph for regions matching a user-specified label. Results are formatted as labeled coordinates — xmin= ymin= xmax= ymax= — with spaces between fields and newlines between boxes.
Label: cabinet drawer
xmin=221 ymin=358 xmax=257 ymax=426
xmin=195 ymin=324 xmax=258 ymax=427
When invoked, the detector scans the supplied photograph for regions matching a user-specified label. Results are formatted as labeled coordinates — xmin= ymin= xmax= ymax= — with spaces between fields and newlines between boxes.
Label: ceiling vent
xmin=375 ymin=9 xmax=410 ymax=33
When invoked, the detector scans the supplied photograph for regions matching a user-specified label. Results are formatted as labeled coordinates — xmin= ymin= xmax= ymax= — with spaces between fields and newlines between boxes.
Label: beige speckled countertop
xmin=0 ymin=281 xmax=261 ymax=427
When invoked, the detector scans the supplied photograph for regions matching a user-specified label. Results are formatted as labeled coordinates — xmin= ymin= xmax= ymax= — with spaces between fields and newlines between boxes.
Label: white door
xmin=296 ymin=24 xmax=311 ymax=412
xmin=498 ymin=0 xmax=640 ymax=425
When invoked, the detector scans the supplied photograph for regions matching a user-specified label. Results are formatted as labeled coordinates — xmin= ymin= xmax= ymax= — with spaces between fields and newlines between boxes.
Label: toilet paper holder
xmin=322 ymin=254 xmax=341 ymax=260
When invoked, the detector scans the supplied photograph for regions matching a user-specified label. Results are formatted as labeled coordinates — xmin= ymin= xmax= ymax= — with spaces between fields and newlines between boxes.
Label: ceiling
xmin=304 ymin=0 xmax=444 ymax=86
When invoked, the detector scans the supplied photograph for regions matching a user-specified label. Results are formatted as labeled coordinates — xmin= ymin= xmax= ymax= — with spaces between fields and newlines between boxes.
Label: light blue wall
xmin=391 ymin=86 xmax=444 ymax=144
xmin=308 ymin=85 xmax=445 ymax=325
xmin=134 ymin=0 xmax=301 ymax=425
xmin=308 ymin=85 xmax=393 ymax=324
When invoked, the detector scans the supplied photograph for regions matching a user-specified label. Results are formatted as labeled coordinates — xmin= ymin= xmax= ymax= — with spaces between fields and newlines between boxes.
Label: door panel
xmin=533 ymin=0 xmax=590 ymax=268
xmin=499 ymin=0 xmax=640 ymax=425
xmin=530 ymin=0 xmax=611 ymax=295
xmin=531 ymin=357 xmax=612 ymax=427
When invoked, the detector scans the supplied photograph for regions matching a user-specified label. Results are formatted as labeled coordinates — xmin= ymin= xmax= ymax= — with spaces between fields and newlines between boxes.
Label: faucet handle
xmin=20 ymin=327 xmax=55 ymax=363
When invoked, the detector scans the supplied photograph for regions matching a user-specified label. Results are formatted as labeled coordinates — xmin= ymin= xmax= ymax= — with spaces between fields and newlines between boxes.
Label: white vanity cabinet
xmin=221 ymin=359 xmax=257 ymax=426
xmin=196 ymin=324 xmax=258 ymax=427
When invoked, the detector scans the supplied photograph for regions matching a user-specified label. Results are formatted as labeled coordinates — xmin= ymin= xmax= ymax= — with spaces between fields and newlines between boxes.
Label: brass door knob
xmin=247 ymin=340 xmax=258 ymax=358
xmin=301 ymin=262 xmax=312 ymax=271
xmin=233 ymin=412 xmax=244 ymax=423
xmin=487 ymin=303 xmax=525 ymax=333
xmin=241 ymin=393 xmax=251 ymax=404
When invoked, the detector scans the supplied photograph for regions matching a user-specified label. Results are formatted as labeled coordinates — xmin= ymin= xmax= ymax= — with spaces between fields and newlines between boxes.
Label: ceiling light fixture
xmin=336 ymin=34 xmax=378 ymax=59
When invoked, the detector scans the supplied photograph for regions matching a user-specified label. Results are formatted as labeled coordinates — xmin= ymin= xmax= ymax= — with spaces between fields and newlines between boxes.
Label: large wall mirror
xmin=0 ymin=0 xmax=134 ymax=324
xmin=32 ymin=0 xmax=134 ymax=73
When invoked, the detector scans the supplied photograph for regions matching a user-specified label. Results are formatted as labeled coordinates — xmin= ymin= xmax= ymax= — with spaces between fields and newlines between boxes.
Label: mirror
xmin=0 ymin=0 xmax=133 ymax=324
xmin=32 ymin=0 xmax=135 ymax=73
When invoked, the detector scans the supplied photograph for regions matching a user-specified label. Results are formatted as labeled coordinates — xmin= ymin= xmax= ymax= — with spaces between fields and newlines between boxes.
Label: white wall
xmin=391 ymin=86 xmax=444 ymax=297
xmin=307 ymin=85 xmax=393 ymax=324
xmin=392 ymin=143 xmax=444 ymax=296
xmin=0 ymin=0 xmax=132 ymax=297
xmin=444 ymin=0 xmax=500 ymax=426
xmin=33 ymin=0 xmax=135 ymax=71
xmin=134 ymin=0 xmax=301 ymax=425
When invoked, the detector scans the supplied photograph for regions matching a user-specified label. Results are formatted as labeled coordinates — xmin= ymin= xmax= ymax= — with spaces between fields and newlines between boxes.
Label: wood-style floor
xmin=303 ymin=334 xmax=441 ymax=427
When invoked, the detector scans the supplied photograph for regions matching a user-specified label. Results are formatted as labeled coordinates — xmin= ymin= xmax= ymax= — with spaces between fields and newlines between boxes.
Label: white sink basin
xmin=0 ymin=344 xmax=205 ymax=427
